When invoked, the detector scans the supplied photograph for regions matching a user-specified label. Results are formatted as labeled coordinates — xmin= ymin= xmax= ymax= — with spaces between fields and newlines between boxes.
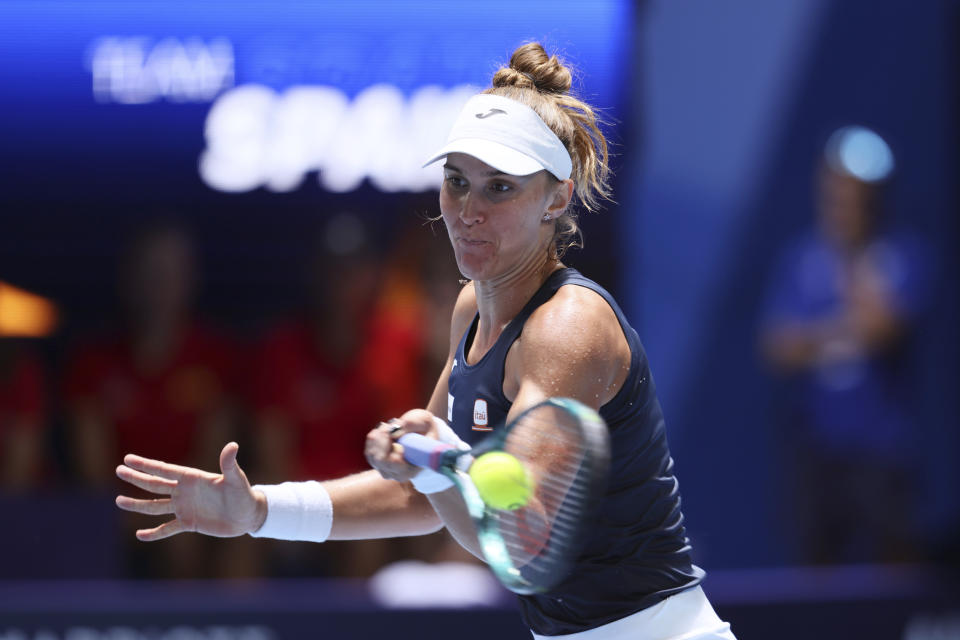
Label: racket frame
xmin=402 ymin=397 xmax=610 ymax=594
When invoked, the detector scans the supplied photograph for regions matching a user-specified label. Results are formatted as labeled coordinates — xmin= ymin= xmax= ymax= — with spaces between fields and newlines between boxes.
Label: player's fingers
xmin=115 ymin=495 xmax=175 ymax=516
xmin=390 ymin=442 xmax=408 ymax=463
xmin=365 ymin=428 xmax=392 ymax=459
xmin=116 ymin=465 xmax=178 ymax=495
xmin=395 ymin=409 xmax=435 ymax=435
xmin=122 ymin=454 xmax=191 ymax=481
xmin=388 ymin=445 xmax=418 ymax=481
xmin=136 ymin=519 xmax=186 ymax=542
xmin=219 ymin=442 xmax=241 ymax=477
xmin=365 ymin=431 xmax=406 ymax=480
xmin=372 ymin=442 xmax=417 ymax=482
xmin=378 ymin=418 xmax=403 ymax=436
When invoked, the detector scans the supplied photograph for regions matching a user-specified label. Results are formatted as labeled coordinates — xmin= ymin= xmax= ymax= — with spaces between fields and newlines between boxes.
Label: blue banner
xmin=0 ymin=0 xmax=630 ymax=194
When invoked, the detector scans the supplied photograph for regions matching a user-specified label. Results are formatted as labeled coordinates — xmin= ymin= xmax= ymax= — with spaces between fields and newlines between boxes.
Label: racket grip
xmin=398 ymin=433 xmax=454 ymax=471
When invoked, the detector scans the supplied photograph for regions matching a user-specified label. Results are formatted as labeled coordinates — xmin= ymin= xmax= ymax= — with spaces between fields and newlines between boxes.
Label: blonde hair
xmin=484 ymin=42 xmax=612 ymax=257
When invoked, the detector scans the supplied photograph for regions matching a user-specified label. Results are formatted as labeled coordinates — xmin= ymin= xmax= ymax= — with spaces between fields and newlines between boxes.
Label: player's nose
xmin=459 ymin=191 xmax=485 ymax=226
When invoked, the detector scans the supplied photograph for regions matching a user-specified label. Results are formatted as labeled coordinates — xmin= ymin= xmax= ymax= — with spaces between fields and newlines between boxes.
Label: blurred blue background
xmin=0 ymin=1 xmax=957 ymax=638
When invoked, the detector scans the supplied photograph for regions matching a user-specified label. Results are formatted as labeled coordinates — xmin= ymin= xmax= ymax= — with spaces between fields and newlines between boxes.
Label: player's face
xmin=439 ymin=153 xmax=563 ymax=282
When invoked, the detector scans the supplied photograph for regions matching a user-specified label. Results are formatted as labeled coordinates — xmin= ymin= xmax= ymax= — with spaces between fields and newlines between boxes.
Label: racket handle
xmin=398 ymin=433 xmax=454 ymax=471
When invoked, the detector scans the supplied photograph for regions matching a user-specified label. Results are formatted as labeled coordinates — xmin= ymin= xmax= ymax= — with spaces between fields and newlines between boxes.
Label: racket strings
xmin=495 ymin=406 xmax=596 ymax=578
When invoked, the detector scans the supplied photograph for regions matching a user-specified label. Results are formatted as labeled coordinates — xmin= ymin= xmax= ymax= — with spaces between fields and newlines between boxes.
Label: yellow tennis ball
xmin=469 ymin=451 xmax=532 ymax=510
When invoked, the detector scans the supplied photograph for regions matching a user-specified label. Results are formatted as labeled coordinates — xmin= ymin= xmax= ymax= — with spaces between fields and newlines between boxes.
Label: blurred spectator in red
xmin=0 ymin=341 xmax=46 ymax=489
xmin=250 ymin=213 xmax=426 ymax=577
xmin=760 ymin=126 xmax=931 ymax=564
xmin=64 ymin=220 xmax=249 ymax=577
xmin=252 ymin=214 xmax=421 ymax=485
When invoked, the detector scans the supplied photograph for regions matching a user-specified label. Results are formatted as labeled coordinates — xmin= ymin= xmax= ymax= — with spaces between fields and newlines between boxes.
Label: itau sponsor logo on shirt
xmin=472 ymin=398 xmax=491 ymax=431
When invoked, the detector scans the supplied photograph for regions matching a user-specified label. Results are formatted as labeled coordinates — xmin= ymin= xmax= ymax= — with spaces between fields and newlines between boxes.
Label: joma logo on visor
xmin=475 ymin=108 xmax=507 ymax=119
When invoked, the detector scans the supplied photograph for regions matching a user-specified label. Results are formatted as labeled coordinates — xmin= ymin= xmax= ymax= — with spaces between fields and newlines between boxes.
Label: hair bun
xmin=491 ymin=42 xmax=572 ymax=95
xmin=483 ymin=41 xmax=612 ymax=241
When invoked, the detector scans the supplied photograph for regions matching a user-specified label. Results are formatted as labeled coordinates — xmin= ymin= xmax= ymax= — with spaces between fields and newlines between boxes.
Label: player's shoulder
xmin=529 ymin=280 xmax=618 ymax=331
xmin=521 ymin=280 xmax=624 ymax=359
xmin=512 ymin=277 xmax=631 ymax=404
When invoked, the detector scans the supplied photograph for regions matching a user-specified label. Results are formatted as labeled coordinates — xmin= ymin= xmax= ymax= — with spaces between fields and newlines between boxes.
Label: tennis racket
xmin=398 ymin=397 xmax=610 ymax=594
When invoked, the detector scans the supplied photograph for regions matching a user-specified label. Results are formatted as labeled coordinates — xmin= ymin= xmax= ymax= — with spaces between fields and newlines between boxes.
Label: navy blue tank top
xmin=447 ymin=268 xmax=704 ymax=635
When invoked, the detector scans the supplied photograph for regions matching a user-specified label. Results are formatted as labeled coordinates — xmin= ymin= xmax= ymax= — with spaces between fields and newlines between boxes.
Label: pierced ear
xmin=546 ymin=179 xmax=575 ymax=217
xmin=542 ymin=213 xmax=552 ymax=222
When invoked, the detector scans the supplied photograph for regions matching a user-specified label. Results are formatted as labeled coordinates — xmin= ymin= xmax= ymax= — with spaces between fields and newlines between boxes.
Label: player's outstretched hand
xmin=115 ymin=442 xmax=266 ymax=541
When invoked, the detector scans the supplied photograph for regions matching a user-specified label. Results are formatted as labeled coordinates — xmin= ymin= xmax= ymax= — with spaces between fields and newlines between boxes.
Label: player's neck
xmin=472 ymin=253 xmax=563 ymax=347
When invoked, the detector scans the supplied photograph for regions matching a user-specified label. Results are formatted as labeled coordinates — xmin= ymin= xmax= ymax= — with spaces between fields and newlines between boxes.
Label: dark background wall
xmin=623 ymin=0 xmax=958 ymax=569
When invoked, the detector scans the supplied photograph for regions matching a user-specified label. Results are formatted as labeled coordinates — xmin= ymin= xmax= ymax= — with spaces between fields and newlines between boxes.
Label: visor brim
xmin=422 ymin=138 xmax=546 ymax=177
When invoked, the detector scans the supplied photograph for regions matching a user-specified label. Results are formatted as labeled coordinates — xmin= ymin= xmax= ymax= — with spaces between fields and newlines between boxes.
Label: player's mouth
xmin=457 ymin=236 xmax=491 ymax=248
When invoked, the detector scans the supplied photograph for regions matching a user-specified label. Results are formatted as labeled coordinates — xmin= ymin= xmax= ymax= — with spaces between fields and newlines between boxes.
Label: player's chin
xmin=454 ymin=254 xmax=496 ymax=282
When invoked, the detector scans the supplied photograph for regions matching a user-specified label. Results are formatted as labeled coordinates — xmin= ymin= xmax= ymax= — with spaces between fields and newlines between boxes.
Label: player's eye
xmin=489 ymin=181 xmax=512 ymax=194
xmin=444 ymin=175 xmax=467 ymax=189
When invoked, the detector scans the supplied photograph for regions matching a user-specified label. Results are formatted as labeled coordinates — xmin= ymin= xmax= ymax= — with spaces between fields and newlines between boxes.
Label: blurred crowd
xmin=0 ymin=212 xmax=467 ymax=580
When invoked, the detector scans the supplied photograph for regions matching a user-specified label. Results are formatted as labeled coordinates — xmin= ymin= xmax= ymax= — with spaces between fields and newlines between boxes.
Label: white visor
xmin=423 ymin=94 xmax=572 ymax=181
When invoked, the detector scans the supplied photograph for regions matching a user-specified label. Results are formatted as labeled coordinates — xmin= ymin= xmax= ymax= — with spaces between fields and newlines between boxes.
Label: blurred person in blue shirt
xmin=760 ymin=126 xmax=931 ymax=564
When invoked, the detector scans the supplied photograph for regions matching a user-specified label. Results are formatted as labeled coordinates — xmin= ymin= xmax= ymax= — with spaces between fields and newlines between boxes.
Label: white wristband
xmin=410 ymin=416 xmax=472 ymax=495
xmin=248 ymin=481 xmax=332 ymax=543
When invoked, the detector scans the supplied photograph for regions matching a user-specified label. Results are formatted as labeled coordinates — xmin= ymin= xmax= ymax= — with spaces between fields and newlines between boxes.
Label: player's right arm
xmin=116 ymin=442 xmax=443 ymax=541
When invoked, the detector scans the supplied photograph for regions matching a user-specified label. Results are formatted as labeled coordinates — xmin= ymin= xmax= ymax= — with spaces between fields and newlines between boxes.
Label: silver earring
xmin=543 ymin=214 xmax=552 ymax=222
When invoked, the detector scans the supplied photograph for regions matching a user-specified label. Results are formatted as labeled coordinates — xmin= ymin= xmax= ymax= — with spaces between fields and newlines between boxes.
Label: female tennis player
xmin=116 ymin=43 xmax=736 ymax=639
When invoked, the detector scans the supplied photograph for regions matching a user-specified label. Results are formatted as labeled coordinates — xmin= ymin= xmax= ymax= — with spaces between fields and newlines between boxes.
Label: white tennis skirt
xmin=531 ymin=586 xmax=736 ymax=640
